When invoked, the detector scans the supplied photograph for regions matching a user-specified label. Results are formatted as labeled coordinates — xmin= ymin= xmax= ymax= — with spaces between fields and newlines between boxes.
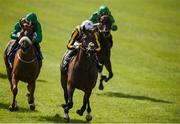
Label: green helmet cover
xmin=25 ymin=12 xmax=37 ymax=24
xmin=99 ymin=5 xmax=110 ymax=15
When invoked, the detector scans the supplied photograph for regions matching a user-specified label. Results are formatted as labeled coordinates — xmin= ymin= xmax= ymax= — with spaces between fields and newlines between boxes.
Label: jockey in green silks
xmin=8 ymin=12 xmax=43 ymax=67
xmin=89 ymin=5 xmax=117 ymax=47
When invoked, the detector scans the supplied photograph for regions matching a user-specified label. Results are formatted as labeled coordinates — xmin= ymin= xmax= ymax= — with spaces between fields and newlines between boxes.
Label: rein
xmin=17 ymin=52 xmax=37 ymax=64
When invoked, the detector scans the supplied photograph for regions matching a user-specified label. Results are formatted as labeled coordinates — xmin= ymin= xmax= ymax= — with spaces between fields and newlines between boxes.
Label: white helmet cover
xmin=81 ymin=20 xmax=94 ymax=31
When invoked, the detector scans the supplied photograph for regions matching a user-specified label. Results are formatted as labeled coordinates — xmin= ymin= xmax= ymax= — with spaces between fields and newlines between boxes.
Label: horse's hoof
xmin=105 ymin=78 xmax=109 ymax=82
xmin=9 ymin=105 xmax=18 ymax=112
xmin=100 ymin=75 xmax=107 ymax=81
xmin=86 ymin=114 xmax=92 ymax=122
xmin=9 ymin=105 xmax=14 ymax=111
xmin=64 ymin=113 xmax=70 ymax=122
xmin=30 ymin=105 xmax=35 ymax=111
xmin=61 ymin=104 xmax=67 ymax=108
xmin=64 ymin=117 xmax=70 ymax=123
xmin=98 ymin=84 xmax=104 ymax=90
xmin=29 ymin=103 xmax=35 ymax=111
xmin=76 ymin=109 xmax=83 ymax=116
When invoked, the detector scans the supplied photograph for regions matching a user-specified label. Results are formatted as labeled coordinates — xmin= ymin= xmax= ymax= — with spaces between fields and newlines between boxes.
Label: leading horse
xmin=95 ymin=15 xmax=114 ymax=90
xmin=60 ymin=32 xmax=99 ymax=122
xmin=4 ymin=25 xmax=42 ymax=111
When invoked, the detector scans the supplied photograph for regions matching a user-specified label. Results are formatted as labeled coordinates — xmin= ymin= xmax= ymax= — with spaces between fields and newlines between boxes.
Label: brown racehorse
xmin=60 ymin=32 xmax=99 ymax=122
xmin=95 ymin=15 xmax=113 ymax=90
xmin=4 ymin=25 xmax=42 ymax=111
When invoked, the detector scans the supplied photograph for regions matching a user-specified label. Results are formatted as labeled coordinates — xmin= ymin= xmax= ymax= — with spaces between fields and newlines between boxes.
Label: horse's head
xmin=80 ymin=33 xmax=97 ymax=57
xmin=19 ymin=22 xmax=35 ymax=41
xmin=18 ymin=36 xmax=33 ymax=53
xmin=98 ymin=15 xmax=112 ymax=37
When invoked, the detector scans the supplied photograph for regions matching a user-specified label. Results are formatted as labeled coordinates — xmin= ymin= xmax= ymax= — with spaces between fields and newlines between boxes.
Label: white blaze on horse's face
xmin=18 ymin=36 xmax=32 ymax=45
xmin=99 ymin=24 xmax=109 ymax=33
xmin=18 ymin=36 xmax=33 ymax=53
xmin=85 ymin=42 xmax=95 ymax=57
xmin=87 ymin=42 xmax=95 ymax=51
xmin=24 ymin=30 xmax=28 ymax=36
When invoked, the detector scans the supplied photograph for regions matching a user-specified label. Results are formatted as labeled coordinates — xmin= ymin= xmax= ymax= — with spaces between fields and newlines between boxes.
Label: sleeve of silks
xmin=109 ymin=15 xmax=118 ymax=31
xmin=67 ymin=28 xmax=79 ymax=50
xmin=10 ymin=22 xmax=21 ymax=40
xmin=89 ymin=12 xmax=98 ymax=23
xmin=94 ymin=32 xmax=101 ymax=52
xmin=34 ymin=22 xmax=42 ymax=43
xmin=111 ymin=23 xmax=118 ymax=31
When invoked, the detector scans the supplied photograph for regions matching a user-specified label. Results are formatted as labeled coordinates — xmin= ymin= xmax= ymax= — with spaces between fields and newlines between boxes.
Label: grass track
xmin=0 ymin=0 xmax=180 ymax=123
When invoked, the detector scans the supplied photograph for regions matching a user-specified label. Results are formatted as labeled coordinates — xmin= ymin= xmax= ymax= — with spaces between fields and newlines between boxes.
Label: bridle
xmin=17 ymin=36 xmax=37 ymax=64
xmin=80 ymin=37 xmax=96 ymax=58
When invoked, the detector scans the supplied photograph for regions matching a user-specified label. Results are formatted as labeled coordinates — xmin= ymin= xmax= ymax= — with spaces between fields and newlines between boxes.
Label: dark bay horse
xmin=96 ymin=15 xmax=113 ymax=90
xmin=60 ymin=32 xmax=99 ymax=122
xmin=4 ymin=25 xmax=41 ymax=111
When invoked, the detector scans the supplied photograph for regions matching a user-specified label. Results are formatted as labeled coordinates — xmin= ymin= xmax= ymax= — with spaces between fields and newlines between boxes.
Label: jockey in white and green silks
xmin=89 ymin=5 xmax=118 ymax=47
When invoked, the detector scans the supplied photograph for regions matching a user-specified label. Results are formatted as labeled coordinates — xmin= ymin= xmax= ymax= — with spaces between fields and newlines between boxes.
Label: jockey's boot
xmin=33 ymin=43 xmax=43 ymax=61
xmin=95 ymin=53 xmax=102 ymax=72
xmin=62 ymin=50 xmax=77 ymax=73
xmin=39 ymin=60 xmax=42 ymax=69
xmin=8 ymin=41 xmax=19 ymax=68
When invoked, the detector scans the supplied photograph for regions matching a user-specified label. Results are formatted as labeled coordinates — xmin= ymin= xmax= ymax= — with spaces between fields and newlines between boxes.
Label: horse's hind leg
xmin=9 ymin=76 xmax=19 ymax=111
xmin=104 ymin=59 xmax=113 ymax=82
xmin=98 ymin=66 xmax=106 ymax=90
xmin=77 ymin=91 xmax=91 ymax=117
xmin=27 ymin=81 xmax=36 ymax=110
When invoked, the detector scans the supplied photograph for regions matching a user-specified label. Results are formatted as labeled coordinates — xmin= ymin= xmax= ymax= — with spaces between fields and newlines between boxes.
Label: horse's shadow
xmin=38 ymin=114 xmax=87 ymax=123
xmin=96 ymin=91 xmax=173 ymax=104
xmin=0 ymin=72 xmax=7 ymax=79
xmin=0 ymin=102 xmax=38 ymax=112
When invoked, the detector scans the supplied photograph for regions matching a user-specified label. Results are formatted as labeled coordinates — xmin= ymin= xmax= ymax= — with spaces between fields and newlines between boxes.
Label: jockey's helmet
xmin=25 ymin=13 xmax=37 ymax=24
xmin=81 ymin=20 xmax=94 ymax=31
xmin=99 ymin=5 xmax=110 ymax=15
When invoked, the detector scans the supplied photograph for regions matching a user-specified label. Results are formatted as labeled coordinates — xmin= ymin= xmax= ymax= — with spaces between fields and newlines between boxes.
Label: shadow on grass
xmin=97 ymin=92 xmax=173 ymax=104
xmin=0 ymin=72 xmax=7 ymax=79
xmin=39 ymin=114 xmax=87 ymax=123
xmin=0 ymin=102 xmax=38 ymax=112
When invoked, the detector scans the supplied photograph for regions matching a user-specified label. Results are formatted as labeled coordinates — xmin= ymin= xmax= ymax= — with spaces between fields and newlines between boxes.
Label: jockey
xmin=8 ymin=12 xmax=43 ymax=67
xmin=89 ymin=5 xmax=117 ymax=47
xmin=62 ymin=20 xmax=102 ymax=73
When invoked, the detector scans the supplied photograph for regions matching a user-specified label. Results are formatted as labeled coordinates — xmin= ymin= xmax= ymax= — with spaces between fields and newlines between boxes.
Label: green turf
xmin=0 ymin=0 xmax=180 ymax=123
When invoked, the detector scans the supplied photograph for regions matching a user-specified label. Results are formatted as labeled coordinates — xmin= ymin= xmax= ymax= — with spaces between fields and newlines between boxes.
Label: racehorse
xmin=4 ymin=24 xmax=42 ymax=111
xmin=95 ymin=15 xmax=114 ymax=90
xmin=60 ymin=32 xmax=99 ymax=122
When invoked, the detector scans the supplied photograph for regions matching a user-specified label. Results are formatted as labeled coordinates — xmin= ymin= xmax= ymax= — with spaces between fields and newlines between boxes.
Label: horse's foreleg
xmin=27 ymin=81 xmax=36 ymax=110
xmin=61 ymin=75 xmax=68 ymax=108
xmin=77 ymin=91 xmax=91 ymax=116
xmin=86 ymin=100 xmax=92 ymax=121
xmin=61 ymin=88 xmax=68 ymax=108
xmin=63 ymin=86 xmax=75 ymax=122
xmin=9 ymin=76 xmax=19 ymax=111
xmin=66 ymin=86 xmax=75 ymax=109
xmin=104 ymin=59 xmax=113 ymax=82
